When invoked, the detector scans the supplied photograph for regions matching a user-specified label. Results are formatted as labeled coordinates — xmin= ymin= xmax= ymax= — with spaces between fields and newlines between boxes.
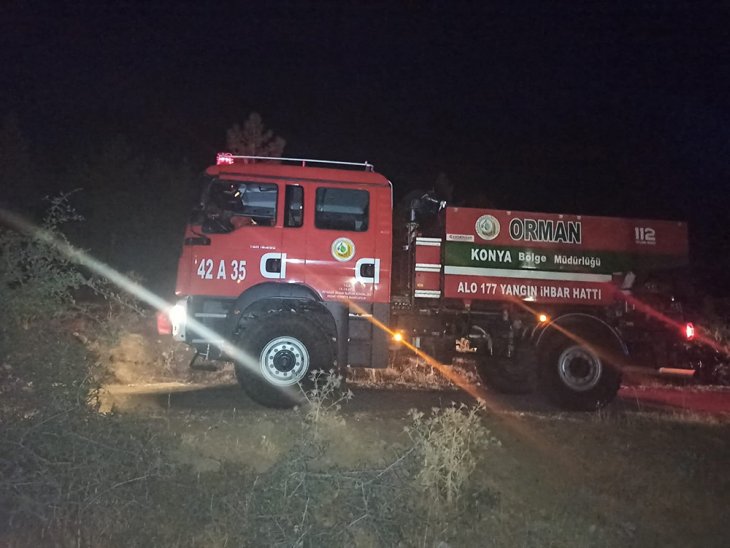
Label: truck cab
xmin=167 ymin=155 xmax=393 ymax=406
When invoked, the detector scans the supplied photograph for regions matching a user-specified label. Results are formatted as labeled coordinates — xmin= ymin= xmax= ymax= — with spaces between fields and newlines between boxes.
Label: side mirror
xmin=201 ymin=215 xmax=234 ymax=234
xmin=189 ymin=206 xmax=205 ymax=224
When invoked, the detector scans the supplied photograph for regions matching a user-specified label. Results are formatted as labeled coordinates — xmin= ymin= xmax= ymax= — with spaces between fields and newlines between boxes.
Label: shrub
xmin=0 ymin=193 xmax=89 ymax=326
xmin=300 ymin=369 xmax=353 ymax=436
xmin=405 ymin=403 xmax=499 ymax=505
xmin=0 ymin=194 xmax=177 ymax=546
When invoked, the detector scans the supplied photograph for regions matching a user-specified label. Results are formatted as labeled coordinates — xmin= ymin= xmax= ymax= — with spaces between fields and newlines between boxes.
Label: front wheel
xmin=233 ymin=313 xmax=334 ymax=408
xmin=540 ymin=337 xmax=621 ymax=410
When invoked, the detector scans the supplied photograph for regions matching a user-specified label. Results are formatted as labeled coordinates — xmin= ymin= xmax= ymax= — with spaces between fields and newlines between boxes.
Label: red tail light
xmin=156 ymin=310 xmax=172 ymax=335
xmin=216 ymin=152 xmax=234 ymax=165
xmin=684 ymin=322 xmax=695 ymax=341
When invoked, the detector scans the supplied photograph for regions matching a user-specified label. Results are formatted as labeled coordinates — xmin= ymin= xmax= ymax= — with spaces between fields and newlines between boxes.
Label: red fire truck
xmin=158 ymin=154 xmax=697 ymax=410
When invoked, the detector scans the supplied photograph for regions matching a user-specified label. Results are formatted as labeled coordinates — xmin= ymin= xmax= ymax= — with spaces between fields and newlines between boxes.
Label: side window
xmin=315 ymin=188 xmax=369 ymax=232
xmin=284 ymin=185 xmax=304 ymax=228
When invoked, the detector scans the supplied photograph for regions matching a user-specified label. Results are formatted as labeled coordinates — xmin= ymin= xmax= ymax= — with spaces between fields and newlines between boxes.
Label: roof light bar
xmin=215 ymin=153 xmax=374 ymax=171
xmin=216 ymin=152 xmax=235 ymax=165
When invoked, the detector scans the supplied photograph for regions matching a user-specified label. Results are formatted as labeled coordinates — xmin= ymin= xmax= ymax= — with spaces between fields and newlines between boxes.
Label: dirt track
xmin=104 ymin=376 xmax=730 ymax=418
xmin=619 ymin=383 xmax=730 ymax=415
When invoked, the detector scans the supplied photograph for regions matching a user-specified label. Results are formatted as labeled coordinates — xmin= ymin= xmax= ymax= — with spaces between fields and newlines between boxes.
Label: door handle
xmin=355 ymin=258 xmax=380 ymax=284
xmin=359 ymin=262 xmax=375 ymax=278
xmin=265 ymin=258 xmax=282 ymax=273
xmin=260 ymin=252 xmax=287 ymax=279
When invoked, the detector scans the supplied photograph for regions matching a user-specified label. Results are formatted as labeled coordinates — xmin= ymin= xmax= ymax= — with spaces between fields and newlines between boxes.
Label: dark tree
xmin=226 ymin=113 xmax=286 ymax=160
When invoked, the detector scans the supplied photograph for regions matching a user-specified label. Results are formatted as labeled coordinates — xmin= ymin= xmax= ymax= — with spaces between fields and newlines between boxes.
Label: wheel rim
xmin=557 ymin=346 xmax=602 ymax=392
xmin=260 ymin=336 xmax=310 ymax=386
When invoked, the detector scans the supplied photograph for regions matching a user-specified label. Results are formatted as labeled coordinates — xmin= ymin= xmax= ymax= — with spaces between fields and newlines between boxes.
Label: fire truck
xmin=158 ymin=154 xmax=697 ymax=410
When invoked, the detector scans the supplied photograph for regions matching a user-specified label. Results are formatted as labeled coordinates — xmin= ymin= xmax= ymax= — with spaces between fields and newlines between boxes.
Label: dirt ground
xmin=100 ymin=357 xmax=730 ymax=548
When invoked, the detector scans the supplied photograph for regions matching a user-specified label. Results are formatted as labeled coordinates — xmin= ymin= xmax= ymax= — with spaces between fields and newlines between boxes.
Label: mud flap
xmin=325 ymin=301 xmax=390 ymax=369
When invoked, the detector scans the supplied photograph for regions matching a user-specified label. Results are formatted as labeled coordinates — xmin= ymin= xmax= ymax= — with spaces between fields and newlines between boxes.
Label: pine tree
xmin=225 ymin=112 xmax=286 ymax=161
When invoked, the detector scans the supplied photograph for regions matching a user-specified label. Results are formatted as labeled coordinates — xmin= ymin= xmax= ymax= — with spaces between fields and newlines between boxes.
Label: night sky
xmin=2 ymin=1 xmax=729 ymax=294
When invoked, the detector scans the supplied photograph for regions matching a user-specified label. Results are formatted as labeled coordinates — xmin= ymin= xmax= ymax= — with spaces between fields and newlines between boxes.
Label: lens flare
xmin=0 ymin=208 xmax=264 ymax=380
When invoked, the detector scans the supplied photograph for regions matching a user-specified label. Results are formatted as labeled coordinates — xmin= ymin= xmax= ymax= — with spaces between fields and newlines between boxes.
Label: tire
xmin=233 ymin=312 xmax=334 ymax=408
xmin=539 ymin=334 xmax=622 ymax=411
xmin=422 ymin=337 xmax=453 ymax=365
xmin=476 ymin=349 xmax=536 ymax=394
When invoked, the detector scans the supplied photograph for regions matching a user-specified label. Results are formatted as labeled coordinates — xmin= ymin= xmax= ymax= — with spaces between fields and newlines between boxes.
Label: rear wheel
xmin=422 ymin=337 xmax=454 ymax=365
xmin=234 ymin=313 xmax=334 ymax=408
xmin=476 ymin=348 xmax=536 ymax=394
xmin=540 ymin=335 xmax=621 ymax=410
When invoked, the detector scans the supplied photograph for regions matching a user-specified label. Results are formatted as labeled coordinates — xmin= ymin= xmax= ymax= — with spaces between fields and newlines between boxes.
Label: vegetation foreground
xmin=3 ymin=315 xmax=730 ymax=548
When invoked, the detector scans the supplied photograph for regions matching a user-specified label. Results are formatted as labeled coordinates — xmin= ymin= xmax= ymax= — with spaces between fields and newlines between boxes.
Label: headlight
xmin=169 ymin=299 xmax=188 ymax=341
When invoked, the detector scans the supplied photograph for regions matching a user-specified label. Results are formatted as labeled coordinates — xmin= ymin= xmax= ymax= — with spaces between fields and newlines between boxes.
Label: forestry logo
xmin=331 ymin=237 xmax=356 ymax=262
xmin=475 ymin=215 xmax=500 ymax=240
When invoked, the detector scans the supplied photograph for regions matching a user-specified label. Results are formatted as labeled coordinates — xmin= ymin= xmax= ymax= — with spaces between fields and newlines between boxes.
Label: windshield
xmin=205 ymin=179 xmax=278 ymax=226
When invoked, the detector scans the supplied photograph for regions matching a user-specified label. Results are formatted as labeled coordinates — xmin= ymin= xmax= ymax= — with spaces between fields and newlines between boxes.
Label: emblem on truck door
xmin=475 ymin=215 xmax=500 ymax=240
xmin=331 ymin=237 xmax=356 ymax=262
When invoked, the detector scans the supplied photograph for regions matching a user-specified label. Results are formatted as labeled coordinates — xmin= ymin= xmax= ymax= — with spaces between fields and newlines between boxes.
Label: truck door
xmin=302 ymin=184 xmax=384 ymax=367
xmin=303 ymin=185 xmax=379 ymax=303
xmin=185 ymin=179 xmax=284 ymax=298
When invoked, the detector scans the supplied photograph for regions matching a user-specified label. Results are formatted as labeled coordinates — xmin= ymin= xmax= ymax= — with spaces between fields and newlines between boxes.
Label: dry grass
xmin=348 ymin=356 xmax=480 ymax=391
